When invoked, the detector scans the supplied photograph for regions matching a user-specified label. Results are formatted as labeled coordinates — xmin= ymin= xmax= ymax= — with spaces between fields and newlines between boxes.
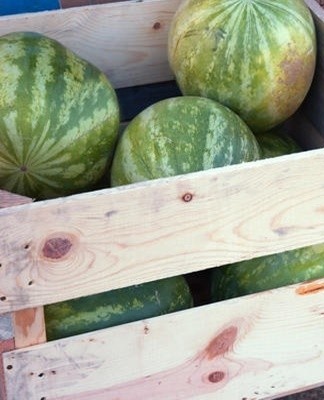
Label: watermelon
xmin=168 ymin=0 xmax=316 ymax=133
xmin=111 ymin=96 xmax=260 ymax=186
xmin=0 ymin=32 xmax=120 ymax=200
xmin=45 ymin=275 xmax=193 ymax=341
xmin=210 ymin=243 xmax=324 ymax=301
xmin=257 ymin=129 xmax=301 ymax=159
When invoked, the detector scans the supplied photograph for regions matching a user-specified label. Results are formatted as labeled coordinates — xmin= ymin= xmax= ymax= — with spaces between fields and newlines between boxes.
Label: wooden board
xmin=3 ymin=278 xmax=324 ymax=400
xmin=0 ymin=0 xmax=181 ymax=89
xmin=0 ymin=189 xmax=32 ymax=209
xmin=2 ymin=149 xmax=324 ymax=313
xmin=0 ymin=191 xmax=46 ymax=347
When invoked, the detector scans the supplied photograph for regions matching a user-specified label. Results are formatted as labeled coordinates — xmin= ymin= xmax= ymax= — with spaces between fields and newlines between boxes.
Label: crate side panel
xmin=0 ymin=0 xmax=180 ymax=88
xmin=3 ymin=278 xmax=324 ymax=400
xmin=2 ymin=150 xmax=324 ymax=312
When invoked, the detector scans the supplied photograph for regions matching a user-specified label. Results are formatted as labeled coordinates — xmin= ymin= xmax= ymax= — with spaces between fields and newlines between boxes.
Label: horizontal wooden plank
xmin=3 ymin=278 xmax=324 ymax=400
xmin=2 ymin=149 xmax=324 ymax=312
xmin=0 ymin=0 xmax=181 ymax=88
xmin=0 ymin=189 xmax=32 ymax=209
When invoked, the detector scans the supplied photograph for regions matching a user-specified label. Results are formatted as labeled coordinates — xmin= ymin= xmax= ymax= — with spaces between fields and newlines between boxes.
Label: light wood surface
xmin=3 ymin=278 xmax=324 ymax=400
xmin=0 ymin=191 xmax=46 ymax=350
xmin=13 ymin=307 xmax=46 ymax=349
xmin=1 ymin=149 xmax=324 ymax=313
xmin=0 ymin=0 xmax=181 ymax=89
xmin=0 ymin=189 xmax=32 ymax=208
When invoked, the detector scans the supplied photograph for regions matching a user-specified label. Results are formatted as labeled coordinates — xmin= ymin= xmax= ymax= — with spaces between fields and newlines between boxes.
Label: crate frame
xmin=1 ymin=0 xmax=324 ymax=399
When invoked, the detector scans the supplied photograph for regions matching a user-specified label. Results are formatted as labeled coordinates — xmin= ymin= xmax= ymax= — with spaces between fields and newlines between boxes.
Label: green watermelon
xmin=111 ymin=96 xmax=260 ymax=186
xmin=0 ymin=32 xmax=120 ymax=200
xmin=257 ymin=129 xmax=301 ymax=159
xmin=168 ymin=0 xmax=316 ymax=133
xmin=45 ymin=275 xmax=193 ymax=341
xmin=211 ymin=243 xmax=324 ymax=301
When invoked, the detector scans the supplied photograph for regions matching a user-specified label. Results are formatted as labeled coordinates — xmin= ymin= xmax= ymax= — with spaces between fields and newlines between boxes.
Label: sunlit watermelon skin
xmin=111 ymin=96 xmax=260 ymax=186
xmin=211 ymin=243 xmax=324 ymax=301
xmin=257 ymin=130 xmax=301 ymax=159
xmin=0 ymin=32 xmax=120 ymax=199
xmin=45 ymin=275 xmax=193 ymax=341
xmin=168 ymin=0 xmax=316 ymax=133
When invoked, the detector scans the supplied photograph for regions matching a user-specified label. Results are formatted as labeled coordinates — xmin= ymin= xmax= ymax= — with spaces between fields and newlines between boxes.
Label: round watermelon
xmin=211 ymin=243 xmax=324 ymax=301
xmin=257 ymin=129 xmax=301 ymax=159
xmin=0 ymin=32 xmax=120 ymax=200
xmin=45 ymin=275 xmax=193 ymax=341
xmin=111 ymin=96 xmax=260 ymax=186
xmin=168 ymin=0 xmax=316 ymax=133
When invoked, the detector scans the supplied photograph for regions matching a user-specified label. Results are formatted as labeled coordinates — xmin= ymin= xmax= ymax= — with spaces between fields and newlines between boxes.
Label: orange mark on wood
xmin=204 ymin=326 xmax=238 ymax=360
xmin=13 ymin=307 xmax=46 ymax=348
xmin=296 ymin=281 xmax=324 ymax=295
xmin=13 ymin=308 xmax=38 ymax=338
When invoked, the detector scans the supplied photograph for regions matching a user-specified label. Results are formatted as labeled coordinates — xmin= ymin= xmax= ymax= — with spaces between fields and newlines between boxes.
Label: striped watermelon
xmin=211 ymin=243 xmax=324 ymax=301
xmin=45 ymin=275 xmax=193 ymax=341
xmin=111 ymin=96 xmax=260 ymax=186
xmin=168 ymin=0 xmax=316 ymax=133
xmin=0 ymin=32 xmax=120 ymax=200
xmin=257 ymin=129 xmax=301 ymax=159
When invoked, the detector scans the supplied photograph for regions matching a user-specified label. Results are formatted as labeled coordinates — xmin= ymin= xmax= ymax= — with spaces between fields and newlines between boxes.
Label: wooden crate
xmin=1 ymin=0 xmax=324 ymax=399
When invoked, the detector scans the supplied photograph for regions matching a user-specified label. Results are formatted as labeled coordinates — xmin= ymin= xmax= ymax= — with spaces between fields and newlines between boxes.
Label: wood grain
xmin=1 ymin=149 xmax=324 ymax=313
xmin=0 ymin=190 xmax=46 ymax=400
xmin=13 ymin=307 xmax=46 ymax=349
xmin=0 ymin=193 xmax=46 ymax=350
xmin=0 ymin=189 xmax=33 ymax=209
xmin=0 ymin=0 xmax=181 ymax=89
xmin=3 ymin=278 xmax=324 ymax=400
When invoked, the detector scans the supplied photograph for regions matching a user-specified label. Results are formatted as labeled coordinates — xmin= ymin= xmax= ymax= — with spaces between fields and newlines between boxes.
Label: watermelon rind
xmin=211 ymin=243 xmax=324 ymax=301
xmin=111 ymin=96 xmax=260 ymax=186
xmin=0 ymin=32 xmax=120 ymax=199
xmin=168 ymin=0 xmax=316 ymax=133
xmin=45 ymin=275 xmax=193 ymax=341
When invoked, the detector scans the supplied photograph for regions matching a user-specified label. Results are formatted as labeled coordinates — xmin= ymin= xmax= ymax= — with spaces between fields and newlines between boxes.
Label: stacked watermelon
xmin=0 ymin=31 xmax=120 ymax=200
xmin=168 ymin=0 xmax=316 ymax=134
xmin=0 ymin=1 xmax=319 ymax=339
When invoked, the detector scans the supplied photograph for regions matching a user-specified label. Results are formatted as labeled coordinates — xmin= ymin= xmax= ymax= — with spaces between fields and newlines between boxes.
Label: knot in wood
xmin=153 ymin=22 xmax=161 ymax=30
xmin=42 ymin=237 xmax=73 ymax=259
xmin=208 ymin=370 xmax=225 ymax=383
xmin=182 ymin=192 xmax=193 ymax=202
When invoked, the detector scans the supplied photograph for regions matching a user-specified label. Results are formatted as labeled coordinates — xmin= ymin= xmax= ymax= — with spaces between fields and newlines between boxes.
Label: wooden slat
xmin=1 ymin=149 xmax=324 ymax=313
xmin=0 ymin=190 xmax=46 ymax=400
xmin=0 ymin=190 xmax=46 ymax=349
xmin=3 ymin=278 xmax=324 ymax=400
xmin=0 ymin=0 xmax=181 ymax=89
xmin=13 ymin=307 xmax=46 ymax=349
xmin=0 ymin=189 xmax=33 ymax=208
